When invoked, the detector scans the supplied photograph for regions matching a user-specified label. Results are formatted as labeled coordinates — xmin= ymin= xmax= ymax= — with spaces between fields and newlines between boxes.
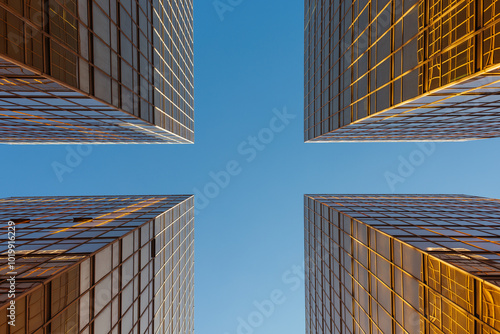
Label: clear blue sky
xmin=2 ymin=0 xmax=500 ymax=333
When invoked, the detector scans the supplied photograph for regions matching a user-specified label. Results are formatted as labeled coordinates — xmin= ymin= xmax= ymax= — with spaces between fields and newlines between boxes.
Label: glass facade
xmin=0 ymin=195 xmax=194 ymax=333
xmin=305 ymin=0 xmax=500 ymax=141
xmin=305 ymin=194 xmax=500 ymax=334
xmin=0 ymin=0 xmax=194 ymax=144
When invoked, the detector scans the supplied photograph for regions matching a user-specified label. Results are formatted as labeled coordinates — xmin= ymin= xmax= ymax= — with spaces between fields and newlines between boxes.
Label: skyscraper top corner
xmin=305 ymin=193 xmax=500 ymax=334
xmin=305 ymin=0 xmax=500 ymax=142
xmin=0 ymin=194 xmax=194 ymax=332
xmin=0 ymin=0 xmax=194 ymax=144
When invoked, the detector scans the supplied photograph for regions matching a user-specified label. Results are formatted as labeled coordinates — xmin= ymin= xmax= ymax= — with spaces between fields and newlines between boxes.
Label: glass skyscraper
xmin=0 ymin=0 xmax=193 ymax=143
xmin=305 ymin=0 xmax=500 ymax=141
xmin=0 ymin=195 xmax=194 ymax=333
xmin=305 ymin=194 xmax=500 ymax=334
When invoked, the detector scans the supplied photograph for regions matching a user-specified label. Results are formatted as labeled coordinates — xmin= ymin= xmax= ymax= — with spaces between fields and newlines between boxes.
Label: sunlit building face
xmin=305 ymin=194 xmax=500 ymax=334
xmin=305 ymin=0 xmax=500 ymax=141
xmin=0 ymin=195 xmax=194 ymax=333
xmin=0 ymin=0 xmax=194 ymax=143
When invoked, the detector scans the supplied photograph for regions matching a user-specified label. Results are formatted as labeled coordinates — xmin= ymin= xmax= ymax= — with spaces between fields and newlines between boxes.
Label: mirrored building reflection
xmin=0 ymin=195 xmax=194 ymax=333
xmin=305 ymin=0 xmax=500 ymax=141
xmin=0 ymin=0 xmax=194 ymax=144
xmin=305 ymin=194 xmax=500 ymax=334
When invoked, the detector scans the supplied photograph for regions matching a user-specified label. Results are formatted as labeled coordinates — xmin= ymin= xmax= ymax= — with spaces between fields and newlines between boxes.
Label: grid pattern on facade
xmin=0 ymin=195 xmax=194 ymax=334
xmin=0 ymin=0 xmax=194 ymax=144
xmin=305 ymin=194 xmax=500 ymax=334
xmin=305 ymin=0 xmax=500 ymax=141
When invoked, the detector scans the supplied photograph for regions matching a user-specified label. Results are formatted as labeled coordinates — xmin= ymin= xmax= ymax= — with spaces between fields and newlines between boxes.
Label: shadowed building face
xmin=305 ymin=0 xmax=500 ymax=141
xmin=305 ymin=194 xmax=500 ymax=334
xmin=0 ymin=0 xmax=194 ymax=143
xmin=0 ymin=195 xmax=194 ymax=333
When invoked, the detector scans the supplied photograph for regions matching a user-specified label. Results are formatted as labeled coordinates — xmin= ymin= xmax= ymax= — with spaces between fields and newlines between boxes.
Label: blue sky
xmin=2 ymin=0 xmax=500 ymax=333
